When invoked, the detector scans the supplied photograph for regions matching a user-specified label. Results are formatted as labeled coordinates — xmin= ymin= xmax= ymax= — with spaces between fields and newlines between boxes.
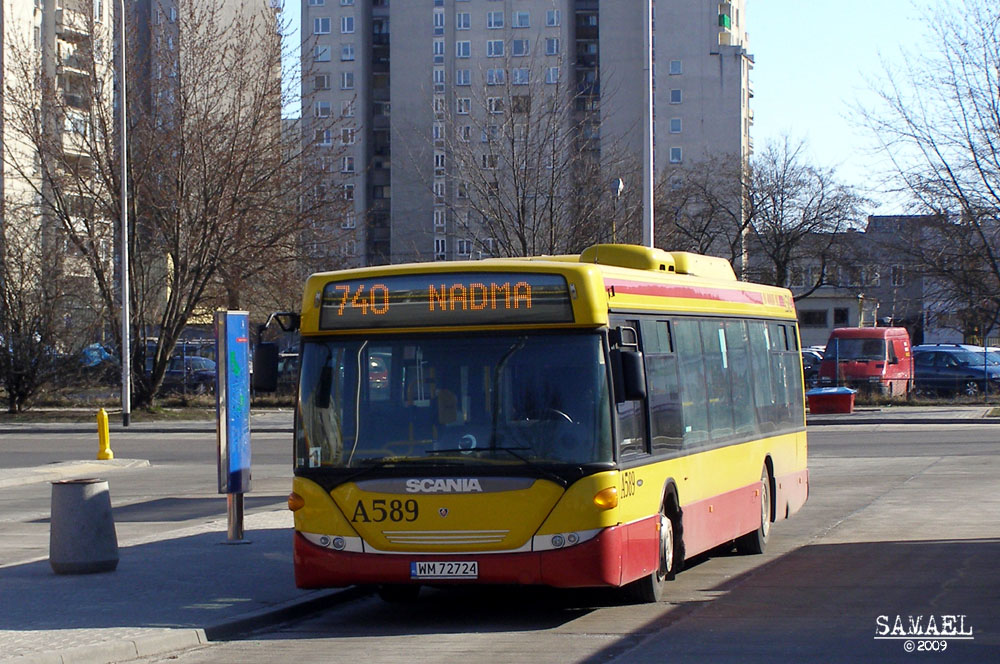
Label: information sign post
xmin=215 ymin=310 xmax=251 ymax=543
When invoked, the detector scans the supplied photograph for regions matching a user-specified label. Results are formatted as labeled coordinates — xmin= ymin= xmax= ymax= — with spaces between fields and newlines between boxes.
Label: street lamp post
xmin=642 ymin=0 xmax=654 ymax=248
xmin=118 ymin=0 xmax=131 ymax=426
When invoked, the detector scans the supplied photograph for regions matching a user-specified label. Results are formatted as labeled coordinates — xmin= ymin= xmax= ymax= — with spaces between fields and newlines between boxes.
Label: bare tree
xmin=654 ymin=154 xmax=749 ymax=265
xmin=743 ymin=137 xmax=868 ymax=295
xmin=412 ymin=51 xmax=639 ymax=258
xmin=2 ymin=1 xmax=349 ymax=408
xmin=859 ymin=0 xmax=1000 ymax=337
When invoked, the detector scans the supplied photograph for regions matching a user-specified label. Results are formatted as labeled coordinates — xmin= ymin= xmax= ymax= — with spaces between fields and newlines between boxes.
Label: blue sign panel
xmin=216 ymin=311 xmax=251 ymax=494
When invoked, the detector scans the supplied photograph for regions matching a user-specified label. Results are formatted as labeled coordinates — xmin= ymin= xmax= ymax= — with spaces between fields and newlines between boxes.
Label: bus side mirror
xmin=611 ymin=349 xmax=647 ymax=403
xmin=252 ymin=342 xmax=280 ymax=392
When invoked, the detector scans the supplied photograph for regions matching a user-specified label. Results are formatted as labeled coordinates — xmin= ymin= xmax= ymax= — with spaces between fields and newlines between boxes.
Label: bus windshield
xmin=295 ymin=333 xmax=614 ymax=469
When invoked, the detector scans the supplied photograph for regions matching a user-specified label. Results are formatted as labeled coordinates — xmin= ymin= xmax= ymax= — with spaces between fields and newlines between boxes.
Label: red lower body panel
xmin=294 ymin=526 xmax=636 ymax=589
xmin=775 ymin=468 xmax=809 ymax=518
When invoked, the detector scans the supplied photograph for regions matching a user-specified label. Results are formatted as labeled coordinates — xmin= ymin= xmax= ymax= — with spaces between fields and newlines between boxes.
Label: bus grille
xmin=382 ymin=530 xmax=509 ymax=546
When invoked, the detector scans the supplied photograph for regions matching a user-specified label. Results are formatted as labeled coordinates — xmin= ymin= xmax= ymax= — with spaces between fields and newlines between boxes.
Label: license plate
xmin=410 ymin=561 xmax=478 ymax=579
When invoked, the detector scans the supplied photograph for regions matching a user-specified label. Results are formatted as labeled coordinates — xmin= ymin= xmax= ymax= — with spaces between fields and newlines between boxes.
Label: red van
xmin=817 ymin=327 xmax=913 ymax=397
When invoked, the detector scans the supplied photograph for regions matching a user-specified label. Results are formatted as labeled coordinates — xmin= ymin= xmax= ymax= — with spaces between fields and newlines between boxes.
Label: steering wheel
xmin=537 ymin=408 xmax=573 ymax=424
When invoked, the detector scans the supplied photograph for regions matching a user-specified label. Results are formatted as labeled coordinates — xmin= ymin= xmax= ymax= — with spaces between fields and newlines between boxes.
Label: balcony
xmin=55 ymin=8 xmax=90 ymax=42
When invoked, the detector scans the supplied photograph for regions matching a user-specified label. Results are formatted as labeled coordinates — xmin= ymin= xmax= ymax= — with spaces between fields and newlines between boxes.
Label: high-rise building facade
xmin=300 ymin=0 xmax=754 ymax=266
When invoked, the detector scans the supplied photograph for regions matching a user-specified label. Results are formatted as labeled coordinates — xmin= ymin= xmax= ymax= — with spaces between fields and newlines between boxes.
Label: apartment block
xmin=300 ymin=0 xmax=754 ymax=266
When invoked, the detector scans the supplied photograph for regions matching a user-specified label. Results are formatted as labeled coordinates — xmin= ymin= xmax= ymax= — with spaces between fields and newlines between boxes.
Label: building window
xmin=512 ymin=11 xmax=529 ymax=28
xmin=456 ymin=12 xmax=470 ymax=30
xmin=482 ymin=154 xmax=498 ymax=169
xmin=512 ymin=68 xmax=530 ymax=85
xmin=434 ymin=238 xmax=447 ymax=260
xmin=340 ymin=0 xmax=354 ymax=5
xmin=487 ymin=68 xmax=505 ymax=85
xmin=314 ymin=45 xmax=331 ymax=62
xmin=891 ymin=265 xmax=906 ymax=287
xmin=341 ymin=127 xmax=355 ymax=145
xmin=458 ymin=125 xmax=472 ymax=142
xmin=341 ymin=16 xmax=355 ymax=33
xmin=435 ymin=152 xmax=446 ymax=171
xmin=341 ymin=212 xmax=356 ymax=229
xmin=341 ymin=71 xmax=354 ymax=89
xmin=314 ymin=101 xmax=331 ymax=117
xmin=456 ymin=239 xmax=473 ymax=256
xmin=511 ymin=95 xmax=530 ymax=114
xmin=314 ymin=17 xmax=331 ymax=34
xmin=342 ymin=156 xmax=355 ymax=172
xmin=315 ymin=74 xmax=331 ymax=90
xmin=433 ymin=12 xmax=445 ymax=31
xmin=545 ymin=67 xmax=560 ymax=84
xmin=546 ymin=9 xmax=560 ymax=26
xmin=433 ymin=68 xmax=446 ymax=85
xmin=434 ymin=209 xmax=446 ymax=230
xmin=344 ymin=184 xmax=355 ymax=201
xmin=456 ymin=97 xmax=471 ymax=114
xmin=669 ymin=147 xmax=682 ymax=163
xmin=670 ymin=60 xmax=682 ymax=75
xmin=309 ymin=0 xmax=325 ymax=5
xmin=456 ymin=41 xmax=471 ymax=58
xmin=512 ymin=39 xmax=529 ymax=57
xmin=800 ymin=310 xmax=828 ymax=327
xmin=341 ymin=43 xmax=354 ymax=60
xmin=481 ymin=124 xmax=498 ymax=142
xmin=315 ymin=129 xmax=333 ymax=146
xmin=670 ymin=118 xmax=682 ymax=133
xmin=487 ymin=97 xmax=504 ymax=114
xmin=545 ymin=38 xmax=559 ymax=56
xmin=341 ymin=100 xmax=355 ymax=117
xmin=834 ymin=308 xmax=850 ymax=326
xmin=487 ymin=40 xmax=504 ymax=57
xmin=487 ymin=11 xmax=503 ymax=29
xmin=456 ymin=69 xmax=471 ymax=86
xmin=434 ymin=181 xmax=446 ymax=199
xmin=670 ymin=89 xmax=682 ymax=104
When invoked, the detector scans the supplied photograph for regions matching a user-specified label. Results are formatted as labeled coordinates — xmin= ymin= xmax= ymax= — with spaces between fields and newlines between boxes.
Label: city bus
xmin=259 ymin=244 xmax=808 ymax=602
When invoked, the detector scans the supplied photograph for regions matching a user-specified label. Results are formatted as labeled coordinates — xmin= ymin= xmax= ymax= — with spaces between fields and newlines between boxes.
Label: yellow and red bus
xmin=268 ymin=244 xmax=808 ymax=602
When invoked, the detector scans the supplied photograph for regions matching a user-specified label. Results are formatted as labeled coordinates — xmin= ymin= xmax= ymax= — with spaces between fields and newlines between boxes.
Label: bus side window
xmin=672 ymin=318 xmax=710 ymax=447
xmin=639 ymin=319 xmax=682 ymax=453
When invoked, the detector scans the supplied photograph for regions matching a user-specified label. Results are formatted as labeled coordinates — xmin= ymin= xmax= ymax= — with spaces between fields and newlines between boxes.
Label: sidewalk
xmin=0 ymin=405 xmax=996 ymax=664
xmin=806 ymin=404 xmax=999 ymax=425
xmin=0 ymin=498 xmax=357 ymax=664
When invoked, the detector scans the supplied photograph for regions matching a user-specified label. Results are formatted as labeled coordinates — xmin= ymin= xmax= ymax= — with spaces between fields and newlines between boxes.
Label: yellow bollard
xmin=97 ymin=408 xmax=114 ymax=460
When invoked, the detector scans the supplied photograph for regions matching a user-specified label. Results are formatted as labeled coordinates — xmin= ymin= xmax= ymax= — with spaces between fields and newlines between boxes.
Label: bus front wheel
xmin=736 ymin=466 xmax=772 ymax=555
xmin=628 ymin=505 xmax=680 ymax=603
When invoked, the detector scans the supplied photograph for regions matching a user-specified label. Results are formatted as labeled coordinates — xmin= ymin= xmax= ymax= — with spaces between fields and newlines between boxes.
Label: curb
xmin=0 ymin=460 xmax=151 ymax=490
xmin=807 ymin=417 xmax=1000 ymax=426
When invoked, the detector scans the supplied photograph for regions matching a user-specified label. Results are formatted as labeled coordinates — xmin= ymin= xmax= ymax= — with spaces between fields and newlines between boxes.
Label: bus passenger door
xmin=610 ymin=319 xmax=649 ymax=459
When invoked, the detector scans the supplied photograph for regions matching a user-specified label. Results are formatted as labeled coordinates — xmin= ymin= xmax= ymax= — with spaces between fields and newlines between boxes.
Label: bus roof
xmin=301 ymin=244 xmax=797 ymax=335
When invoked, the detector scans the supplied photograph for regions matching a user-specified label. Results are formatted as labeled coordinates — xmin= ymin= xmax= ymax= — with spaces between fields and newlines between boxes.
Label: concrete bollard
xmin=49 ymin=479 xmax=119 ymax=574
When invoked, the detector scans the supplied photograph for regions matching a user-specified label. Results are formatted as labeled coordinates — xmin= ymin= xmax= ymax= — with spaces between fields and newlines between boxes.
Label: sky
xmin=280 ymin=0 xmax=929 ymax=215
xmin=749 ymin=0 xmax=928 ymax=214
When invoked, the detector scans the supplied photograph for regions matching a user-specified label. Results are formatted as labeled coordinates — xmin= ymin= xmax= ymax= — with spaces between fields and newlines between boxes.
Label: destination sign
xmin=318 ymin=272 xmax=574 ymax=329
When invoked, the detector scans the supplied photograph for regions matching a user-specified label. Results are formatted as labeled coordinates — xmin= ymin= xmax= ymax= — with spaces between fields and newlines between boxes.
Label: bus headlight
xmin=532 ymin=528 xmax=601 ymax=551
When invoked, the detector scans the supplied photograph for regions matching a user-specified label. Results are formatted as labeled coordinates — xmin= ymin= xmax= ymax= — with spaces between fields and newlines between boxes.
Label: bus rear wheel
xmin=628 ymin=506 xmax=679 ymax=603
xmin=736 ymin=466 xmax=772 ymax=555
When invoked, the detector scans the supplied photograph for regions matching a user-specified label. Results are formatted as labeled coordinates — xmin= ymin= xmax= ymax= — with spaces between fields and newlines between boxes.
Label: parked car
xmin=160 ymin=355 xmax=216 ymax=394
xmin=911 ymin=344 xmax=1000 ymax=396
xmin=801 ymin=349 xmax=823 ymax=386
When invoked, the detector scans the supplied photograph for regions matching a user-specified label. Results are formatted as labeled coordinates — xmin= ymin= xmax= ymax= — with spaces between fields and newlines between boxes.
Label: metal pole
xmin=227 ymin=493 xmax=245 ymax=541
xmin=642 ymin=0 xmax=655 ymax=248
xmin=119 ymin=0 xmax=131 ymax=427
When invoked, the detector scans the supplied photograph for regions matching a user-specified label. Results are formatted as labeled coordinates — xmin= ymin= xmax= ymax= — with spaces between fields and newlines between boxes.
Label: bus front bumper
xmin=293 ymin=525 xmax=631 ymax=589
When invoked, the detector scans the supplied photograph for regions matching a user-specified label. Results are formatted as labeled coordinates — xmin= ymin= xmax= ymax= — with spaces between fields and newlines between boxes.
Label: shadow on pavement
xmin=585 ymin=538 xmax=1000 ymax=663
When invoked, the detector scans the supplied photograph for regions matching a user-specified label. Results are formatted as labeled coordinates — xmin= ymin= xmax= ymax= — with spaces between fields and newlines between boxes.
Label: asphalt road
xmin=93 ymin=423 xmax=999 ymax=664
